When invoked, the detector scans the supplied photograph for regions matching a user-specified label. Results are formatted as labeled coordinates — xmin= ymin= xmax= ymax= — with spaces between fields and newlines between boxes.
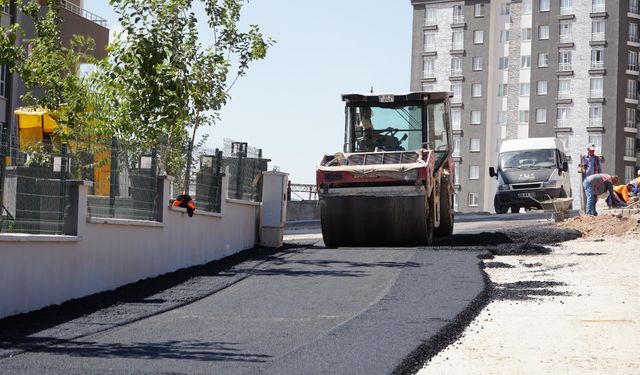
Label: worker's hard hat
xmin=587 ymin=144 xmax=596 ymax=151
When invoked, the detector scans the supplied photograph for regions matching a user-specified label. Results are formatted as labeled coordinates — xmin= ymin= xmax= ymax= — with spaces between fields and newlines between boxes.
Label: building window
xmin=558 ymin=78 xmax=571 ymax=99
xmin=452 ymin=4 xmax=464 ymax=23
xmin=523 ymin=0 xmax=532 ymax=14
xmin=540 ymin=0 xmax=550 ymax=12
xmin=472 ymin=56 xmax=483 ymax=71
xmin=590 ymin=104 xmax=603 ymax=127
xmin=537 ymin=80 xmax=548 ymax=95
xmin=518 ymin=110 xmax=529 ymax=125
xmin=498 ymin=83 xmax=508 ymax=97
xmin=474 ymin=3 xmax=485 ymax=17
xmin=1 ymin=4 xmax=9 ymax=14
xmin=591 ymin=49 xmax=605 ymax=70
xmin=559 ymin=50 xmax=572 ymax=71
xmin=632 ymin=0 xmax=639 ymax=14
xmin=538 ymin=52 xmax=549 ymax=67
xmin=626 ymin=166 xmax=635 ymax=183
xmin=629 ymin=51 xmax=638 ymax=71
xmin=628 ymin=79 xmax=638 ymax=100
xmin=560 ymin=0 xmax=573 ymax=15
xmin=425 ymin=8 xmax=437 ymax=26
xmin=592 ymin=0 xmax=605 ymax=13
xmin=470 ymin=110 xmax=481 ymax=125
xmin=631 ymin=23 xmax=639 ymax=43
xmin=521 ymin=55 xmax=531 ymax=69
xmin=519 ymin=83 xmax=530 ymax=97
xmin=500 ymin=2 xmax=510 ymax=15
xmin=453 ymin=193 xmax=459 ymax=211
xmin=469 ymin=139 xmax=481 ymax=153
xmin=536 ymin=108 xmax=547 ymax=123
xmin=627 ymin=107 xmax=637 ymax=128
xmin=588 ymin=134 xmax=602 ymax=155
xmin=451 ymin=57 xmax=463 ymax=76
xmin=453 ymin=136 xmax=461 ymax=156
xmin=471 ymin=83 xmax=482 ymax=97
xmin=469 ymin=165 xmax=480 ymax=179
xmin=557 ymin=106 xmax=571 ymax=127
xmin=452 ymin=30 xmax=464 ymax=50
xmin=592 ymin=21 xmax=605 ymax=41
xmin=590 ymin=77 xmax=604 ymax=98
xmin=423 ymin=57 xmax=435 ymax=78
xmin=451 ymin=83 xmax=463 ymax=103
xmin=499 ymin=30 xmax=510 ymax=43
xmin=559 ymin=22 xmax=572 ymax=43
xmin=497 ymin=111 xmax=507 ymax=124
xmin=0 ymin=65 xmax=6 ymax=98
xmin=625 ymin=137 xmax=636 ymax=157
xmin=454 ymin=162 xmax=460 ymax=183
xmin=538 ymin=25 xmax=549 ymax=40
xmin=424 ymin=32 xmax=436 ymax=52
xmin=522 ymin=28 xmax=532 ymax=41
xmin=468 ymin=193 xmax=479 ymax=207
xmin=422 ymin=83 xmax=435 ymax=92
xmin=451 ymin=109 xmax=461 ymax=130
xmin=499 ymin=57 xmax=509 ymax=70
xmin=473 ymin=30 xmax=484 ymax=44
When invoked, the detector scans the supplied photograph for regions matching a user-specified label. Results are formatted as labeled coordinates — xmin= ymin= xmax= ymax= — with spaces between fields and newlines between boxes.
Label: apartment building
xmin=0 ymin=0 xmax=108 ymax=151
xmin=410 ymin=0 xmax=640 ymax=212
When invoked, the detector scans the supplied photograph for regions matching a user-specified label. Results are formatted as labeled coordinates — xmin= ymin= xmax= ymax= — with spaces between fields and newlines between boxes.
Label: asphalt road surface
xmin=0 ymin=211 xmax=571 ymax=374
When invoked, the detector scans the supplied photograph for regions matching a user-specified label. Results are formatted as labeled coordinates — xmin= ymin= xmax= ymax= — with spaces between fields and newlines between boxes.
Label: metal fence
xmin=0 ymin=135 xmax=268 ymax=233
xmin=86 ymin=138 xmax=160 ymax=221
xmin=0 ymin=143 xmax=73 ymax=234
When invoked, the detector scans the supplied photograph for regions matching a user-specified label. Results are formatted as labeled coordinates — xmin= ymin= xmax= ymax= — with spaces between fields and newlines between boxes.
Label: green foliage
xmin=96 ymin=0 xmax=273 ymax=187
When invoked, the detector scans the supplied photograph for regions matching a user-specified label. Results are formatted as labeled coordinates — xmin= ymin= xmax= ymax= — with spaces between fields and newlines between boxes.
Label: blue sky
xmin=88 ymin=1 xmax=412 ymax=184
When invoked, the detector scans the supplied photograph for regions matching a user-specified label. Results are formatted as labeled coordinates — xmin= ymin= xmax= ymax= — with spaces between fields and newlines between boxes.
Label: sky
xmin=88 ymin=1 xmax=413 ymax=184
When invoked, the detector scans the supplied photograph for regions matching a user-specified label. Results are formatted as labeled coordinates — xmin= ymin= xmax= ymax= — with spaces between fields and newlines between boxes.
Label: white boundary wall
xmin=0 ymin=176 xmax=259 ymax=319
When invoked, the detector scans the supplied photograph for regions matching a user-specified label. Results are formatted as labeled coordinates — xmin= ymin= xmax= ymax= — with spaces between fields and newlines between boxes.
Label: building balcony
xmin=450 ymin=68 xmax=463 ymax=77
xmin=627 ymin=120 xmax=638 ymax=129
xmin=591 ymin=61 xmax=605 ymax=70
xmin=631 ymin=4 xmax=640 ymax=14
xmin=40 ymin=0 xmax=107 ymax=27
xmin=425 ymin=17 xmax=437 ymax=26
xmin=559 ymin=63 xmax=572 ymax=71
xmin=558 ymin=91 xmax=571 ymax=100
xmin=451 ymin=43 xmax=464 ymax=50
xmin=559 ymin=34 xmax=573 ymax=43
xmin=451 ymin=96 xmax=462 ymax=104
xmin=424 ymin=44 xmax=436 ymax=53
xmin=590 ymin=118 xmax=603 ymax=127
xmin=452 ymin=15 xmax=464 ymax=24
xmin=590 ymin=90 xmax=603 ymax=98
xmin=423 ymin=71 xmax=435 ymax=79
xmin=557 ymin=119 xmax=570 ymax=128
xmin=592 ymin=4 xmax=605 ymax=13
xmin=560 ymin=6 xmax=573 ymax=15
xmin=592 ymin=32 xmax=605 ymax=41
xmin=631 ymin=34 xmax=640 ymax=43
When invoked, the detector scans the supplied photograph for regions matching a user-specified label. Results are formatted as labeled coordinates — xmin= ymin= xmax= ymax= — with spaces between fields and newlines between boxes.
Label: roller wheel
xmin=425 ymin=196 xmax=434 ymax=246
xmin=435 ymin=177 xmax=454 ymax=237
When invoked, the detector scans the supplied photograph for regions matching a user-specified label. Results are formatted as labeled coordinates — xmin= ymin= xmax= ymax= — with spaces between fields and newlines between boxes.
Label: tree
xmin=0 ymin=0 xmax=107 ymax=177
xmin=98 ymin=0 xmax=272 ymax=191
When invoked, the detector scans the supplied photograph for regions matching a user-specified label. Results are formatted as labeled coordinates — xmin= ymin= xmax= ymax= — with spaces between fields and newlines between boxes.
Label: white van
xmin=488 ymin=137 xmax=572 ymax=214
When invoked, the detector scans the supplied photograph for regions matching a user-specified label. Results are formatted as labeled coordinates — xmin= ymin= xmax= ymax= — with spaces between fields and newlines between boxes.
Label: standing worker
xmin=583 ymin=174 xmax=620 ymax=216
xmin=578 ymin=144 xmax=602 ymax=213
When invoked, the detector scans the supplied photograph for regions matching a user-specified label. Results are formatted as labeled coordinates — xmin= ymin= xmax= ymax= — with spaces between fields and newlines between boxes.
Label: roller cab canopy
xmin=14 ymin=107 xmax=60 ymax=149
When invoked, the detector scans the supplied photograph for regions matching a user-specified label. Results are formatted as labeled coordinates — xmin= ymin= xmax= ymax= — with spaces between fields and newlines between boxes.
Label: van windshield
xmin=500 ymin=149 xmax=556 ymax=169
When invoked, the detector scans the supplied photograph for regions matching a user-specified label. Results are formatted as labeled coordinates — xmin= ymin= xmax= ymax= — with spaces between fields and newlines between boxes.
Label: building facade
xmin=0 ymin=0 xmax=108 ymax=153
xmin=410 ymin=0 xmax=640 ymax=212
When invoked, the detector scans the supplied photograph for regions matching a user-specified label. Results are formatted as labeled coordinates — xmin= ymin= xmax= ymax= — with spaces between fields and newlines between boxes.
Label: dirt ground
xmin=558 ymin=214 xmax=640 ymax=239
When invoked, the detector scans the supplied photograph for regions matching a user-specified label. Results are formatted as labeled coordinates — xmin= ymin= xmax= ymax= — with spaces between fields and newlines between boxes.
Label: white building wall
xmin=0 ymin=176 xmax=267 ymax=319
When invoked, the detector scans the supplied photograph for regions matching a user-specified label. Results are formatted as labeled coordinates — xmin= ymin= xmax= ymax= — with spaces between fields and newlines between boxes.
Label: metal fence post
xmin=109 ymin=137 xmax=118 ymax=218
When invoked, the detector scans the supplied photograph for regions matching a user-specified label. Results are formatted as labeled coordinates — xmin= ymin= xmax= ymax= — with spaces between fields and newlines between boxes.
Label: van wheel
xmin=494 ymin=196 xmax=508 ymax=214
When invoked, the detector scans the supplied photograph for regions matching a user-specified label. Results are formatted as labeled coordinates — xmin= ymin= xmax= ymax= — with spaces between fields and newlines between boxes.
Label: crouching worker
xmin=173 ymin=194 xmax=196 ymax=217
xmin=607 ymin=183 xmax=633 ymax=208
xmin=583 ymin=174 xmax=620 ymax=216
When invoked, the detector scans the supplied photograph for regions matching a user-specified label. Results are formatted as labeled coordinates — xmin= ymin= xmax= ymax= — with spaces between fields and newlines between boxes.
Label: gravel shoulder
xmin=418 ymin=234 xmax=640 ymax=374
